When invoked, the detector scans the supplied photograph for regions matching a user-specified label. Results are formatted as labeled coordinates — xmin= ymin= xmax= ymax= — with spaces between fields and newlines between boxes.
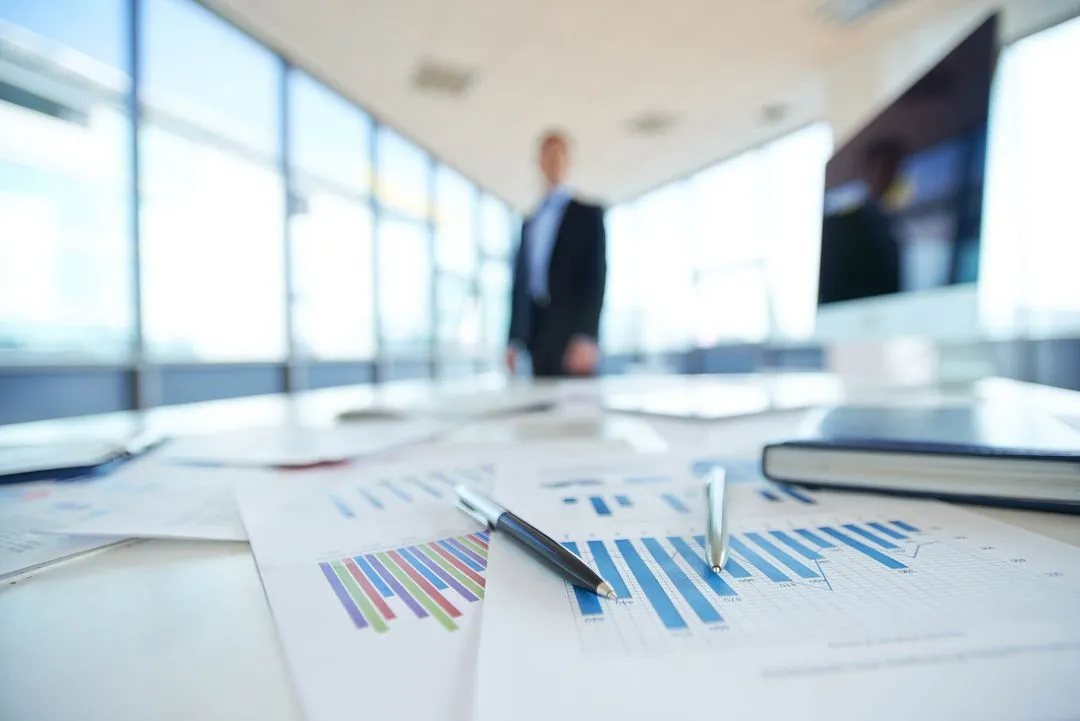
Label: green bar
xmin=418 ymin=545 xmax=485 ymax=599
xmin=457 ymin=535 xmax=488 ymax=559
xmin=331 ymin=561 xmax=387 ymax=633
xmin=377 ymin=552 xmax=458 ymax=631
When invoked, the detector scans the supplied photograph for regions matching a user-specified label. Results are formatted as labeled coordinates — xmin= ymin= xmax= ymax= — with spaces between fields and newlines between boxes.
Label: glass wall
xmin=0 ymin=0 xmax=514 ymax=411
xmin=601 ymin=123 xmax=832 ymax=357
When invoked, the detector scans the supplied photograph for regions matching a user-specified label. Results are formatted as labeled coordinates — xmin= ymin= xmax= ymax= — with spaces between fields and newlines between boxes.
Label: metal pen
xmin=455 ymin=485 xmax=615 ymax=599
xmin=705 ymin=468 xmax=729 ymax=573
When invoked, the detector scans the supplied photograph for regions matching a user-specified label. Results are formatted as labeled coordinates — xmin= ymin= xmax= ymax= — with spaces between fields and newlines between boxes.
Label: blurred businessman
xmin=506 ymin=130 xmax=607 ymax=378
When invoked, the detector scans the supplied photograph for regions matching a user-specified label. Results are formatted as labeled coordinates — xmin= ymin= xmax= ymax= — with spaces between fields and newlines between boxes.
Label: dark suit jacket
xmin=508 ymin=199 xmax=607 ymax=375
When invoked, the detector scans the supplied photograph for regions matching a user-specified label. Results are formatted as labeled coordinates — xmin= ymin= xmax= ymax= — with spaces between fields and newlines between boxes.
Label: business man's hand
xmin=563 ymin=337 xmax=600 ymax=376
xmin=505 ymin=346 xmax=517 ymax=374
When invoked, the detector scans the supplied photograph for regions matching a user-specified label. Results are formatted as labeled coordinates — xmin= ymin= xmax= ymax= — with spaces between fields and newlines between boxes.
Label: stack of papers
xmin=236 ymin=448 xmax=1080 ymax=721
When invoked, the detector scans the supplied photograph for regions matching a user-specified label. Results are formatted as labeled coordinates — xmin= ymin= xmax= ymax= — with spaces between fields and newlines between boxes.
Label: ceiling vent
xmin=628 ymin=111 xmax=675 ymax=136
xmin=411 ymin=58 xmax=475 ymax=98
xmin=816 ymin=0 xmax=908 ymax=26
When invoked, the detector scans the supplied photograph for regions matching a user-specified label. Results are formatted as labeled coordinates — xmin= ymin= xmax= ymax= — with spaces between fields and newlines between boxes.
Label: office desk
xmin=1 ymin=374 xmax=1077 ymax=721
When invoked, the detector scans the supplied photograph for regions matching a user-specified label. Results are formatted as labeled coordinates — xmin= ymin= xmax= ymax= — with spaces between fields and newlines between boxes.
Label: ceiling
xmin=207 ymin=0 xmax=983 ymax=210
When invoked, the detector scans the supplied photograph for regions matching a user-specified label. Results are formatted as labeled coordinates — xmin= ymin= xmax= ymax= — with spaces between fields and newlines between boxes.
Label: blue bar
xmin=437 ymin=540 xmax=485 ymax=573
xmin=587 ymin=541 xmax=631 ymax=598
xmin=728 ymin=537 xmax=791 ymax=582
xmin=589 ymin=496 xmax=612 ymax=516
xmin=626 ymin=476 xmax=669 ymax=485
xmin=843 ymin=524 xmax=899 ymax=549
xmin=868 ymin=521 xmax=906 ymax=540
xmin=643 ymin=538 xmax=723 ymax=623
xmin=380 ymin=480 xmax=412 ymax=503
xmin=661 ymin=493 xmax=690 ymax=514
xmin=353 ymin=555 xmax=394 ymax=597
xmin=407 ymin=476 xmax=442 ymax=499
xmin=768 ymin=530 xmax=823 ymax=560
xmin=694 ymin=535 xmax=751 ymax=578
xmin=432 ymin=472 xmax=457 ymax=487
xmin=615 ymin=539 xmax=687 ymax=630
xmin=776 ymin=484 xmax=816 ymax=504
xmin=329 ymin=494 xmax=355 ymax=519
xmin=615 ymin=495 xmax=633 ymax=507
xmin=892 ymin=520 xmax=919 ymax=533
xmin=795 ymin=528 xmax=834 ymax=548
xmin=669 ymin=537 xmax=737 ymax=597
xmin=562 ymin=542 xmax=603 ymax=616
xmin=397 ymin=547 xmax=448 ymax=589
xmin=746 ymin=532 xmax=818 ymax=579
xmin=820 ymin=527 xmax=908 ymax=570
xmin=562 ymin=496 xmax=579 ymax=505
xmin=357 ymin=487 xmax=384 ymax=510
xmin=477 ymin=530 xmax=489 ymax=542
xmin=759 ymin=489 xmax=780 ymax=502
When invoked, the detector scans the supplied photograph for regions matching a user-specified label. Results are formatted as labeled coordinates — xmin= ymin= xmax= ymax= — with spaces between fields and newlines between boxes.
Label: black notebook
xmin=762 ymin=404 xmax=1080 ymax=513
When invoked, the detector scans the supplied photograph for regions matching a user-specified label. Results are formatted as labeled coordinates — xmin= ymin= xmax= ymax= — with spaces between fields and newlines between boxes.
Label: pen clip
xmin=455 ymin=497 xmax=492 ymax=528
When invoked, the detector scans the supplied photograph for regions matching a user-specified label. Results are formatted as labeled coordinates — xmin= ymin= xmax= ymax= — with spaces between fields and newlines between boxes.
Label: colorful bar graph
xmin=868 ymin=522 xmax=906 ymax=540
xmin=643 ymin=539 xmax=723 ymax=623
xmin=745 ymin=532 xmax=818 ymax=579
xmin=458 ymin=535 xmax=487 ymax=558
xmin=661 ymin=493 xmax=690 ymax=514
xmin=694 ymin=535 xmax=751 ymax=578
xmin=615 ymin=495 xmax=633 ymax=507
xmin=795 ymin=528 xmax=834 ymax=548
xmin=590 ymin=496 xmax=612 ymax=516
xmin=586 ymin=540 xmax=631 ymax=598
xmin=366 ymin=554 xmax=427 ymax=618
xmin=408 ymin=546 xmax=479 ymax=602
xmin=328 ymin=560 xmax=387 ymax=632
xmin=562 ymin=542 xmax=603 ymax=615
xmin=417 ymin=545 xmax=484 ymax=598
xmin=775 ymin=484 xmax=816 ymax=504
xmin=892 ymin=520 xmax=919 ymax=533
xmin=759 ymin=489 xmax=781 ymax=502
xmin=428 ymin=541 xmax=486 ymax=586
xmin=330 ymin=494 xmax=355 ymax=519
xmin=445 ymin=538 xmax=486 ymax=568
xmin=354 ymin=555 xmax=393 ymax=597
xmin=468 ymin=532 xmax=489 ymax=549
xmin=379 ymin=552 xmax=458 ymax=631
xmin=615 ymin=539 xmax=687 ymax=630
xmin=728 ymin=536 xmax=791 ymax=582
xmin=819 ymin=527 xmax=908 ymax=570
xmin=842 ymin=523 xmax=899 ymax=550
xmin=668 ymin=537 xmax=737 ymax=597
xmin=768 ymin=530 xmax=823 ymax=560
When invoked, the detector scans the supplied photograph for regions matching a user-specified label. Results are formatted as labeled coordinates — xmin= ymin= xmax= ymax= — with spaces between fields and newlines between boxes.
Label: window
xmin=636 ymin=185 xmax=694 ymax=353
xmin=139 ymin=125 xmax=286 ymax=361
xmin=981 ymin=15 xmax=1080 ymax=338
xmin=376 ymin=128 xmax=429 ymax=219
xmin=377 ymin=218 xmax=432 ymax=357
xmin=436 ymin=275 xmax=481 ymax=357
xmin=689 ymin=149 xmax=765 ymax=270
xmin=434 ymin=165 xmax=477 ymax=275
xmin=288 ymin=70 xmax=371 ymax=193
xmin=141 ymin=0 xmax=280 ymax=155
xmin=290 ymin=184 xmax=375 ymax=359
xmin=601 ymin=205 xmax=643 ymax=354
xmin=480 ymin=261 xmax=511 ymax=353
xmin=0 ymin=0 xmax=134 ymax=361
xmin=480 ymin=193 xmax=513 ymax=258
xmin=695 ymin=266 xmax=771 ymax=345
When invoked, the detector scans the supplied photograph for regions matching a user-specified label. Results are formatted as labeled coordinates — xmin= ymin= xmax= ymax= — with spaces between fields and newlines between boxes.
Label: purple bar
xmin=407 ymin=545 xmax=479 ymax=602
xmin=319 ymin=562 xmax=368 ymax=629
xmin=364 ymin=554 xmax=427 ymax=618
xmin=445 ymin=537 xmax=485 ymax=567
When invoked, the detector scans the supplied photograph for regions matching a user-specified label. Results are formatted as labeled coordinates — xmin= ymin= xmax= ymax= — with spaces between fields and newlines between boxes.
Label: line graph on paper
xmin=559 ymin=516 xmax=1079 ymax=656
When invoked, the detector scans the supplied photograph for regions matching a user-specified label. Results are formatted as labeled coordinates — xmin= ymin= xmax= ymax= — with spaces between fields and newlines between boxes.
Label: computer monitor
xmin=816 ymin=15 xmax=998 ymax=342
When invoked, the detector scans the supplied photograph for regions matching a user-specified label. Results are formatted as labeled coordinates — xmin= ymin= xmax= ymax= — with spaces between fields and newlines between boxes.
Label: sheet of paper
xmin=159 ymin=421 xmax=445 ymax=468
xmin=50 ymin=460 xmax=278 ymax=541
xmin=237 ymin=459 xmax=496 ymax=721
xmin=0 ymin=528 xmax=126 ymax=580
xmin=473 ymin=461 xmax=1080 ymax=721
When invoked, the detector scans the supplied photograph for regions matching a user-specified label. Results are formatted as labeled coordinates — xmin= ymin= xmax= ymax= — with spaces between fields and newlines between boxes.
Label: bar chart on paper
xmin=559 ymin=491 xmax=696 ymax=517
xmin=320 ymin=531 xmax=489 ymax=632
xmin=560 ymin=517 xmax=1079 ymax=655
xmin=327 ymin=467 xmax=490 ymax=519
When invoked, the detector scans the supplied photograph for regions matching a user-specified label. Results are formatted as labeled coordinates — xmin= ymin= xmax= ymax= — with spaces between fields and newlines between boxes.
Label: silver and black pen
xmin=455 ymin=485 xmax=616 ymax=599
xmin=705 ymin=468 xmax=729 ymax=573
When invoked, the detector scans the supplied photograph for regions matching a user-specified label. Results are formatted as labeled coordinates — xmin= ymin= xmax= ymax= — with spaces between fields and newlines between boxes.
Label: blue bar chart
xmin=562 ymin=519 xmax=936 ymax=654
xmin=558 ymin=491 xmax=697 ymax=518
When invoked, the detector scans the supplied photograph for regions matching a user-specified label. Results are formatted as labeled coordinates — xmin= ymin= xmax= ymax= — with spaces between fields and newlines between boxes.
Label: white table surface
xmin=1 ymin=373 xmax=1078 ymax=721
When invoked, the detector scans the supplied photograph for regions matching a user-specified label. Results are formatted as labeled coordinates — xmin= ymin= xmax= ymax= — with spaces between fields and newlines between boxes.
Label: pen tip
xmin=597 ymin=582 xmax=616 ymax=600
xmin=711 ymin=565 xmax=723 ymax=575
